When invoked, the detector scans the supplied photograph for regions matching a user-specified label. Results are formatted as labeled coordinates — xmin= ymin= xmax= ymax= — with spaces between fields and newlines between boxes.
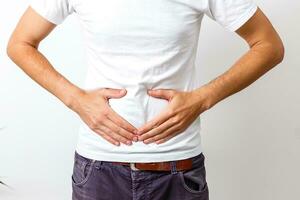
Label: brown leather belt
xmin=111 ymin=158 xmax=193 ymax=171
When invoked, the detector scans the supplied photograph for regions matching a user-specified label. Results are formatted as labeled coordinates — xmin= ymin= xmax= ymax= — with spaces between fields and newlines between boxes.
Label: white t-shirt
xmin=29 ymin=0 xmax=258 ymax=162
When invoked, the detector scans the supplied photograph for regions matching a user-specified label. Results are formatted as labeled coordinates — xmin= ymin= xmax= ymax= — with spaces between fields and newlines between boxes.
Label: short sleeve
xmin=204 ymin=0 xmax=258 ymax=32
xmin=29 ymin=0 xmax=74 ymax=25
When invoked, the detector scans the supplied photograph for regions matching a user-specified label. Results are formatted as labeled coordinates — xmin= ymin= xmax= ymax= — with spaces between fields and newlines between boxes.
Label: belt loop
xmin=170 ymin=161 xmax=177 ymax=174
xmin=94 ymin=160 xmax=103 ymax=170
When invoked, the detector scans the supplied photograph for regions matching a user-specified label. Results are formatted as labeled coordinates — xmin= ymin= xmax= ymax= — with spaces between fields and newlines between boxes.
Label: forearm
xmin=7 ymin=42 xmax=83 ymax=109
xmin=194 ymin=41 xmax=284 ymax=111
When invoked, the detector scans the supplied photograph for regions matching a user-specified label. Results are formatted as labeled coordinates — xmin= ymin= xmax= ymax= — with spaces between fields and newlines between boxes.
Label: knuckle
xmin=111 ymin=132 xmax=120 ymax=140
xmin=95 ymin=116 xmax=104 ymax=124
xmin=122 ymin=131 xmax=134 ymax=140
xmin=115 ymin=126 xmax=122 ymax=134
xmin=174 ymin=125 xmax=182 ymax=132
xmin=97 ymin=113 xmax=107 ymax=121
xmin=154 ymin=135 xmax=162 ymax=141
xmin=106 ymin=138 xmax=113 ymax=144
xmin=176 ymin=119 xmax=184 ymax=126
xmin=101 ymin=107 xmax=110 ymax=117
xmin=100 ymin=110 xmax=108 ymax=117
xmin=117 ymin=135 xmax=125 ymax=142
xmin=153 ymin=122 xmax=160 ymax=128
xmin=109 ymin=134 xmax=117 ymax=141
xmin=159 ymin=139 xmax=166 ymax=143
xmin=115 ymin=137 xmax=124 ymax=143
xmin=121 ymin=130 xmax=131 ymax=138
xmin=171 ymin=117 xmax=179 ymax=124
xmin=89 ymin=122 xmax=98 ymax=130
xmin=105 ymin=136 xmax=113 ymax=142
xmin=119 ymin=136 xmax=128 ymax=143
xmin=119 ymin=122 xmax=128 ymax=130
xmin=97 ymin=130 xmax=104 ymax=136
xmin=95 ymin=130 xmax=105 ymax=137
xmin=103 ymin=134 xmax=111 ymax=140
xmin=108 ymin=129 xmax=115 ymax=135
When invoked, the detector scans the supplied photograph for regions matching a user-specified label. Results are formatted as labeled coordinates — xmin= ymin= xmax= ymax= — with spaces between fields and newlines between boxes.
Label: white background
xmin=0 ymin=0 xmax=299 ymax=199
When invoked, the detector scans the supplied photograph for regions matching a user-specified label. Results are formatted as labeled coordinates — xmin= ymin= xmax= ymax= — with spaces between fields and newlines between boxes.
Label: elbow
xmin=6 ymin=40 xmax=15 ymax=60
xmin=259 ymin=40 xmax=285 ymax=67
xmin=268 ymin=37 xmax=285 ymax=65
xmin=6 ymin=38 xmax=20 ymax=61
xmin=273 ymin=40 xmax=285 ymax=64
xmin=6 ymin=37 xmax=38 ymax=61
xmin=251 ymin=37 xmax=285 ymax=67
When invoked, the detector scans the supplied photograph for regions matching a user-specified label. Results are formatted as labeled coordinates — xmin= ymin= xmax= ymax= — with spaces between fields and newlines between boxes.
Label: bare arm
xmin=7 ymin=6 xmax=138 ymax=146
xmin=135 ymin=7 xmax=285 ymax=144
xmin=194 ymin=7 xmax=285 ymax=109
xmin=6 ymin=7 xmax=81 ymax=108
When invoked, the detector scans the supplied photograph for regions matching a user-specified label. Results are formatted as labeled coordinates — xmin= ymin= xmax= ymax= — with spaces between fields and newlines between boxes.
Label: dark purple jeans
xmin=71 ymin=150 xmax=209 ymax=200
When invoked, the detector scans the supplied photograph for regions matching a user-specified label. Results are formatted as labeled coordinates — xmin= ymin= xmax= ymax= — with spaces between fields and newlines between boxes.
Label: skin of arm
xmin=136 ymin=7 xmax=285 ymax=144
xmin=7 ymin=6 xmax=284 ymax=146
xmin=196 ymin=7 xmax=285 ymax=111
xmin=6 ymin=6 xmax=139 ymax=146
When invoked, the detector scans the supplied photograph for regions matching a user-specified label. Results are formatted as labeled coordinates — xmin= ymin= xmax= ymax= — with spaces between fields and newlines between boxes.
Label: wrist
xmin=64 ymin=87 xmax=86 ymax=112
xmin=191 ymin=84 xmax=219 ymax=111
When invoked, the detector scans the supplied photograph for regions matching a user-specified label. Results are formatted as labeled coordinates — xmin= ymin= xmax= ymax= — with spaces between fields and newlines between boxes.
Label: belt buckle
xmin=130 ymin=163 xmax=140 ymax=171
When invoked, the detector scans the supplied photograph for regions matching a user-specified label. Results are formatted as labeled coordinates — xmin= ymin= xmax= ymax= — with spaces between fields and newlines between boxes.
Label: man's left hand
xmin=136 ymin=88 xmax=210 ymax=144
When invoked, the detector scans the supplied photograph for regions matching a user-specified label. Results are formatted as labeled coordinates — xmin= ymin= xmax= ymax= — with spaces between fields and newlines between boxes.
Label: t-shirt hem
xmin=225 ymin=4 xmax=258 ymax=32
xmin=29 ymin=4 xmax=62 ymax=25
xmin=74 ymin=145 xmax=203 ymax=163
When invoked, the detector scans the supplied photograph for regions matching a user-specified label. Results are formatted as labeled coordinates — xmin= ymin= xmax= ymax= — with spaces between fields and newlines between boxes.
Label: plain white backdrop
xmin=1 ymin=0 xmax=299 ymax=199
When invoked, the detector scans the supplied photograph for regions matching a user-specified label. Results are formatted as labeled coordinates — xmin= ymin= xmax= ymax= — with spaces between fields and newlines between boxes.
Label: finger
xmin=102 ymin=117 xmax=136 ymax=143
xmin=154 ymin=114 xmax=199 ymax=144
xmin=155 ymin=133 xmax=177 ymax=144
xmin=154 ymin=126 xmax=182 ymax=144
xmin=136 ymin=110 xmax=173 ymax=135
xmin=147 ymin=89 xmax=175 ymax=101
xmin=102 ymin=88 xmax=127 ymax=99
xmin=138 ymin=117 xmax=176 ymax=141
xmin=143 ymin=123 xmax=181 ymax=144
xmin=100 ymin=121 xmax=133 ymax=145
xmin=107 ymin=107 xmax=138 ymax=134
xmin=93 ymin=126 xmax=120 ymax=146
xmin=101 ymin=132 xmax=121 ymax=146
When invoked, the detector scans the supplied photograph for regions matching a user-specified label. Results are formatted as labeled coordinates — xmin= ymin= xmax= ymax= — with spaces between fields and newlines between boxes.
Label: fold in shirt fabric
xmin=29 ymin=0 xmax=258 ymax=162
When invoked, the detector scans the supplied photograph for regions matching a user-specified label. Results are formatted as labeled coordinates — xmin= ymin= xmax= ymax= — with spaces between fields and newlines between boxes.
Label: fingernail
xmin=133 ymin=136 xmax=138 ymax=142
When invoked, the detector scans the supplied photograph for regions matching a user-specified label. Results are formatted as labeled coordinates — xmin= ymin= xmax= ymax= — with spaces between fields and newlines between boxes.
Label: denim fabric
xmin=71 ymin=150 xmax=209 ymax=200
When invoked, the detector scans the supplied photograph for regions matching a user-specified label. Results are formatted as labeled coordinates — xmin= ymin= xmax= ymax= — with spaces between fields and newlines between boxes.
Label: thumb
xmin=103 ymin=88 xmax=127 ymax=99
xmin=147 ymin=89 xmax=174 ymax=101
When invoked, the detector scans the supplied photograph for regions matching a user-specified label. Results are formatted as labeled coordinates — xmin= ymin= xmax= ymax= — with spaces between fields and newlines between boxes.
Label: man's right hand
xmin=70 ymin=88 xmax=139 ymax=146
xmin=6 ymin=7 xmax=138 ymax=147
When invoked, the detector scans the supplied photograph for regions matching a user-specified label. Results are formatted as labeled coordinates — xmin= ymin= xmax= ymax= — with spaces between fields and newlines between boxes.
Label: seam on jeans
xmin=178 ymin=171 xmax=208 ymax=195
xmin=72 ymin=160 xmax=96 ymax=187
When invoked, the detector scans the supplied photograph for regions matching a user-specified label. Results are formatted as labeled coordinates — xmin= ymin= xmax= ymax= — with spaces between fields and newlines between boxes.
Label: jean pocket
xmin=178 ymin=161 xmax=208 ymax=195
xmin=71 ymin=152 xmax=96 ymax=187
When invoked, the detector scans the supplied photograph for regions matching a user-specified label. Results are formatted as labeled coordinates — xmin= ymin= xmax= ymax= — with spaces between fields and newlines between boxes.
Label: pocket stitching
xmin=72 ymin=160 xmax=96 ymax=187
xmin=178 ymin=170 xmax=208 ymax=195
